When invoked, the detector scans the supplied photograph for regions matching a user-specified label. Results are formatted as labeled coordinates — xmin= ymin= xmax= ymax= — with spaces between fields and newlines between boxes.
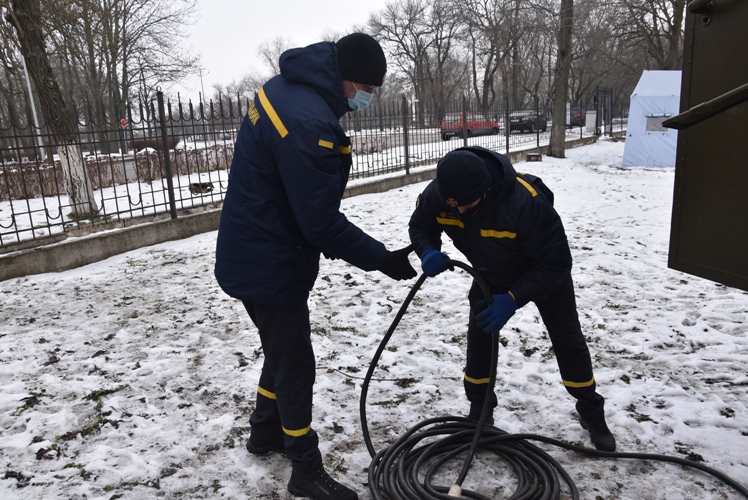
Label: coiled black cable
xmin=359 ymin=260 xmax=748 ymax=499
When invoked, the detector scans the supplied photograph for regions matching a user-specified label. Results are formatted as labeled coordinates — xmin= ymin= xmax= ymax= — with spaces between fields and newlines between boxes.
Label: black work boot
xmin=467 ymin=403 xmax=495 ymax=426
xmin=580 ymin=417 xmax=616 ymax=452
xmin=287 ymin=466 xmax=358 ymax=500
xmin=245 ymin=430 xmax=285 ymax=456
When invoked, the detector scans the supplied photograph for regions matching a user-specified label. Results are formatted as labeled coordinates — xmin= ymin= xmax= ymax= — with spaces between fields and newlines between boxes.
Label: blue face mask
xmin=347 ymin=85 xmax=374 ymax=111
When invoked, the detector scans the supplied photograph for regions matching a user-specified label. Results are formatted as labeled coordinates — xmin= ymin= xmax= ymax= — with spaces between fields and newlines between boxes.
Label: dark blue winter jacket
xmin=409 ymin=146 xmax=572 ymax=308
xmin=215 ymin=41 xmax=389 ymax=306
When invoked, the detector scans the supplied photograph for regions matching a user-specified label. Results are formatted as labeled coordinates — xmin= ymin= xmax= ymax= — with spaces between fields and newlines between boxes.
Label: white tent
xmin=622 ymin=70 xmax=682 ymax=168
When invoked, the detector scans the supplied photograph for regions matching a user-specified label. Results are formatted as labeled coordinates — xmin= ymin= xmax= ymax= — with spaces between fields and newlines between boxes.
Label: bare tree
xmin=0 ymin=32 xmax=26 ymax=145
xmin=208 ymin=72 xmax=263 ymax=118
xmin=568 ymin=0 xmax=616 ymax=105
xmin=620 ymin=0 xmax=686 ymax=70
xmin=422 ymin=0 xmax=466 ymax=121
xmin=212 ymin=72 xmax=265 ymax=103
xmin=227 ymin=31 xmax=338 ymax=106
xmin=463 ymin=0 xmax=520 ymax=111
xmin=563 ymin=0 xmax=680 ymax=109
xmin=257 ymin=36 xmax=293 ymax=76
xmin=6 ymin=0 xmax=99 ymax=218
xmin=568 ymin=0 xmax=644 ymax=108
xmin=547 ymin=0 xmax=573 ymax=158
xmin=98 ymin=0 xmax=199 ymax=116
xmin=511 ymin=0 xmax=557 ymax=108
xmin=32 ymin=0 xmax=198 ymax=117
xmin=370 ymin=0 xmax=466 ymax=126
xmin=370 ymin=0 xmax=433 ymax=108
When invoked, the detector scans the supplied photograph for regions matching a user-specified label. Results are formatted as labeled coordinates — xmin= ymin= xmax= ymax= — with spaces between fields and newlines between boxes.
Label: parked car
xmin=508 ymin=110 xmax=548 ymax=133
xmin=440 ymin=112 xmax=500 ymax=141
xmin=568 ymin=107 xmax=586 ymax=128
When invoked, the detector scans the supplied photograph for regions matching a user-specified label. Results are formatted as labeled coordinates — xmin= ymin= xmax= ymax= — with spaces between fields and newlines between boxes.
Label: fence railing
xmin=0 ymin=91 xmax=627 ymax=250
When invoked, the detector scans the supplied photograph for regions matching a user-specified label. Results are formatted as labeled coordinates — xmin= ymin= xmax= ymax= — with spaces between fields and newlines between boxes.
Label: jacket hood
xmin=487 ymin=154 xmax=516 ymax=202
xmin=279 ymin=41 xmax=348 ymax=117
xmin=449 ymin=146 xmax=517 ymax=204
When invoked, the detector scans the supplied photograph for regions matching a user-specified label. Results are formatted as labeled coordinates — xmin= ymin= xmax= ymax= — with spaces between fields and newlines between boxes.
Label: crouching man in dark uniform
xmin=408 ymin=146 xmax=616 ymax=452
xmin=215 ymin=33 xmax=416 ymax=500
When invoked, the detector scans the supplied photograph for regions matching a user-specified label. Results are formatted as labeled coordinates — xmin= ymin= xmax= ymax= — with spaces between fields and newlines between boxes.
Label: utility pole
xmin=199 ymin=68 xmax=207 ymax=105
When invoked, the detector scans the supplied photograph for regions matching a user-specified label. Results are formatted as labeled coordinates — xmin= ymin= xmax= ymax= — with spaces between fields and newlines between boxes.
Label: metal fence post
xmin=596 ymin=86 xmax=600 ymax=136
xmin=462 ymin=95 xmax=469 ymax=148
xmin=156 ymin=89 xmax=178 ymax=219
xmin=401 ymin=95 xmax=410 ymax=175
xmin=504 ymin=96 xmax=510 ymax=154
xmin=535 ymin=96 xmax=540 ymax=147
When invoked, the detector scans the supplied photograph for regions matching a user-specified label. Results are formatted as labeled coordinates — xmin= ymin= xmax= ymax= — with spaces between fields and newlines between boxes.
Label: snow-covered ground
xmin=1 ymin=139 xmax=747 ymax=499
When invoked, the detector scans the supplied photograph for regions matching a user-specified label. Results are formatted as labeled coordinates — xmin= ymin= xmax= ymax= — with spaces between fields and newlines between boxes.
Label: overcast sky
xmin=173 ymin=0 xmax=391 ymax=101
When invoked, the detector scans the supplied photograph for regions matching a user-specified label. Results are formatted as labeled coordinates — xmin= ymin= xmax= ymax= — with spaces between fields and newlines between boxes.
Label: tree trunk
xmin=8 ymin=0 xmax=100 ymax=218
xmin=667 ymin=0 xmax=687 ymax=69
xmin=548 ymin=0 xmax=574 ymax=158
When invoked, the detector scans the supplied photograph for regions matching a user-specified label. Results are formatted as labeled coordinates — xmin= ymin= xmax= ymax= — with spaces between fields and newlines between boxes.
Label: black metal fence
xmin=0 ymin=90 xmax=627 ymax=250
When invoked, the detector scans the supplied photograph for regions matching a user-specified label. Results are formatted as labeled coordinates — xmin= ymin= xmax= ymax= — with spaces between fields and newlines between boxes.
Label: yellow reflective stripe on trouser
xmin=563 ymin=377 xmax=595 ymax=388
xmin=257 ymin=385 xmax=277 ymax=400
xmin=257 ymin=87 xmax=288 ymax=138
xmin=464 ymin=373 xmax=490 ymax=385
xmin=257 ymin=385 xmax=312 ymax=437
xmin=283 ymin=424 xmax=312 ymax=437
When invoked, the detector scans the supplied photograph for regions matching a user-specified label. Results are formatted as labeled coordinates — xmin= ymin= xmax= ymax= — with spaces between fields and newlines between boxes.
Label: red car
xmin=568 ymin=108 xmax=586 ymax=128
xmin=440 ymin=112 xmax=500 ymax=141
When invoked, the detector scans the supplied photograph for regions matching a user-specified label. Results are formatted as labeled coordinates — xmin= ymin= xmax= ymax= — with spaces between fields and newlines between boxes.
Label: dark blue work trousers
xmin=242 ymin=301 xmax=322 ymax=472
xmin=464 ymin=273 xmax=606 ymax=423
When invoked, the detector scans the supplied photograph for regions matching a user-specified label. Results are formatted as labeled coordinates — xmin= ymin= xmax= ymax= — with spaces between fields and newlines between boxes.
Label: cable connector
xmin=447 ymin=484 xmax=462 ymax=497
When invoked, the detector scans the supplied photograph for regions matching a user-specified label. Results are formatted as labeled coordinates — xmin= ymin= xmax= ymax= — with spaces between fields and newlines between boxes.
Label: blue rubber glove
xmin=475 ymin=294 xmax=517 ymax=334
xmin=420 ymin=249 xmax=454 ymax=277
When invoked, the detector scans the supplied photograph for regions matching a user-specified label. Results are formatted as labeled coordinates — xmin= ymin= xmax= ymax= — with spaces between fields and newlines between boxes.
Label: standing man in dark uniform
xmin=408 ymin=146 xmax=616 ymax=452
xmin=215 ymin=33 xmax=416 ymax=500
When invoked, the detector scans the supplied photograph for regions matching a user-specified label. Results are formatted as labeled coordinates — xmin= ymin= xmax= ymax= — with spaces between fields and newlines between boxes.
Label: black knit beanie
xmin=436 ymin=150 xmax=491 ymax=208
xmin=336 ymin=33 xmax=387 ymax=87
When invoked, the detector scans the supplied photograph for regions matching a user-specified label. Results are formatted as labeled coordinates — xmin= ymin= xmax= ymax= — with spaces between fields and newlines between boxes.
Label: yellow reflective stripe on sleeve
xmin=318 ymin=139 xmax=334 ymax=149
xmin=563 ymin=377 xmax=595 ymax=388
xmin=464 ymin=373 xmax=491 ymax=385
xmin=508 ymin=290 xmax=516 ymax=301
xmin=258 ymin=87 xmax=288 ymax=138
xmin=248 ymin=100 xmax=260 ymax=125
xmin=517 ymin=176 xmax=537 ymax=197
xmin=339 ymin=145 xmax=351 ymax=154
xmin=436 ymin=217 xmax=465 ymax=228
xmin=480 ymin=229 xmax=517 ymax=239
xmin=283 ymin=424 xmax=312 ymax=437
xmin=257 ymin=385 xmax=277 ymax=400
